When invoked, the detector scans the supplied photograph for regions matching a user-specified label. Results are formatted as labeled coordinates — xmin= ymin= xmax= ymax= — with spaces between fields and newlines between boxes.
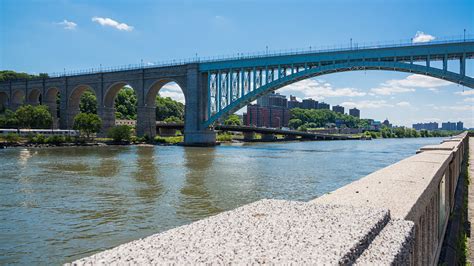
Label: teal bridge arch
xmin=200 ymin=40 xmax=474 ymax=128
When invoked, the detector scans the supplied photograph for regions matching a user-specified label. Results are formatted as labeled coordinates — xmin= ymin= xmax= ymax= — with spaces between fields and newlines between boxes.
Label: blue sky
xmin=1 ymin=0 xmax=473 ymax=127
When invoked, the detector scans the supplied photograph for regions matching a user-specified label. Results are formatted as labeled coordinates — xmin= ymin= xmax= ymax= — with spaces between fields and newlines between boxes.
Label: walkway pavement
xmin=468 ymin=137 xmax=474 ymax=263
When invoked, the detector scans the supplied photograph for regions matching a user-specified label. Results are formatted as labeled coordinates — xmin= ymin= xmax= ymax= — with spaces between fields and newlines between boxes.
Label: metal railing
xmin=34 ymin=34 xmax=474 ymax=78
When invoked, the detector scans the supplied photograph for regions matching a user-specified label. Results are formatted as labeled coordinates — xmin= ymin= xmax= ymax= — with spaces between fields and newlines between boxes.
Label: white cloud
xmin=159 ymin=83 xmax=185 ymax=103
xmin=340 ymin=100 xmax=394 ymax=109
xmin=396 ymin=101 xmax=411 ymax=107
xmin=278 ymin=79 xmax=366 ymax=100
xmin=455 ymin=90 xmax=474 ymax=96
xmin=371 ymin=74 xmax=450 ymax=95
xmin=92 ymin=17 xmax=134 ymax=31
xmin=412 ymin=31 xmax=436 ymax=43
xmin=57 ymin=20 xmax=77 ymax=30
xmin=463 ymin=97 xmax=474 ymax=102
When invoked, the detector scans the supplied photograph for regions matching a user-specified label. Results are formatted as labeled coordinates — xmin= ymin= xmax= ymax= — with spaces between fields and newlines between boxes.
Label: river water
xmin=0 ymin=137 xmax=443 ymax=264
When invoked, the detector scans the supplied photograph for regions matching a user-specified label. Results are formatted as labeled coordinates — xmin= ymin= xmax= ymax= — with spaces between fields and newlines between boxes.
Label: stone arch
xmin=11 ymin=90 xmax=25 ymax=110
xmin=0 ymin=92 xmax=9 ymax=111
xmin=27 ymin=88 xmax=42 ymax=105
xmin=101 ymin=82 xmax=138 ymax=134
xmin=67 ymin=85 xmax=97 ymax=128
xmin=136 ymin=79 xmax=186 ymax=137
xmin=205 ymin=61 xmax=474 ymax=126
xmin=145 ymin=79 xmax=186 ymax=107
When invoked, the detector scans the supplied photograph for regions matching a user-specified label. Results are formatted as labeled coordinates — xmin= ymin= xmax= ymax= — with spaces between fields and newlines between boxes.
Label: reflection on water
xmin=177 ymin=148 xmax=222 ymax=220
xmin=0 ymin=138 xmax=445 ymax=265
xmin=134 ymin=146 xmax=163 ymax=203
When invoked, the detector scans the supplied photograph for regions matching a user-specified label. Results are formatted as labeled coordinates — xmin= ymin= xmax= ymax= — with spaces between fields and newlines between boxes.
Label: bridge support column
xmin=98 ymin=107 xmax=115 ymax=136
xmin=261 ymin=133 xmax=276 ymax=141
xmin=43 ymin=100 xmax=59 ymax=129
xmin=66 ymin=108 xmax=80 ymax=129
xmin=243 ymin=132 xmax=255 ymax=141
xmin=136 ymin=106 xmax=156 ymax=138
xmin=183 ymin=64 xmax=216 ymax=146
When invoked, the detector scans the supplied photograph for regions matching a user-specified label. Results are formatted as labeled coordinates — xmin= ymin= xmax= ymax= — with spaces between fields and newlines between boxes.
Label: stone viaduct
xmin=0 ymin=38 xmax=473 ymax=145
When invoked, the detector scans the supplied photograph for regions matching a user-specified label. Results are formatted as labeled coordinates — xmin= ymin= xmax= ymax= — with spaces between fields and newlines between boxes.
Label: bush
xmin=107 ymin=125 xmax=132 ymax=142
xmin=29 ymin=134 xmax=46 ymax=144
xmin=217 ymin=133 xmax=233 ymax=142
xmin=73 ymin=113 xmax=101 ymax=140
xmin=46 ymin=135 xmax=66 ymax=144
xmin=4 ymin=133 xmax=20 ymax=143
xmin=154 ymin=136 xmax=183 ymax=144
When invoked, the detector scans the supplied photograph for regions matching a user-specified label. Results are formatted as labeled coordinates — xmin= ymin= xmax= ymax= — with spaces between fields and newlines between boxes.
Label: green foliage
xmin=154 ymin=136 xmax=183 ymax=144
xmin=15 ymin=105 xmax=52 ymax=129
xmin=223 ymin=114 xmax=241 ymax=126
xmin=217 ymin=132 xmax=233 ymax=142
xmin=29 ymin=134 xmax=47 ymax=144
xmin=164 ymin=116 xmax=182 ymax=123
xmin=73 ymin=113 xmax=101 ymax=140
xmin=47 ymin=135 xmax=66 ymax=144
xmin=0 ymin=70 xmax=49 ymax=82
xmin=288 ymin=118 xmax=303 ymax=129
xmin=0 ymin=109 xmax=19 ymax=128
xmin=156 ymin=96 xmax=184 ymax=121
xmin=4 ymin=133 xmax=20 ymax=143
xmin=79 ymin=90 xmax=97 ymax=114
xmin=115 ymin=87 xmax=137 ymax=120
xmin=107 ymin=125 xmax=132 ymax=142
xmin=290 ymin=108 xmax=362 ymax=130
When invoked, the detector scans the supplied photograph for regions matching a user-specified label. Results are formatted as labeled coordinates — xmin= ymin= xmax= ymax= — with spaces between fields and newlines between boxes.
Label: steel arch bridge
xmin=201 ymin=40 xmax=474 ymax=128
xmin=0 ymin=38 xmax=473 ymax=145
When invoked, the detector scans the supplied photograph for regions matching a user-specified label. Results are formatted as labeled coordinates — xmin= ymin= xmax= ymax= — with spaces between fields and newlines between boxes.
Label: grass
xmin=154 ymin=136 xmax=183 ymax=144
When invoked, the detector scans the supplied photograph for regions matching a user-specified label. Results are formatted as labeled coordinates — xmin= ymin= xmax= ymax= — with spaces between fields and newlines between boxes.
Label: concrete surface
xmin=71 ymin=199 xmax=390 ymax=265
xmin=355 ymin=219 xmax=415 ymax=265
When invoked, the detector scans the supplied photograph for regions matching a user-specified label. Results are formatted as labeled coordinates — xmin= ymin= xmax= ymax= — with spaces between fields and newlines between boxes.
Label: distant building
xmin=244 ymin=104 xmax=290 ymax=128
xmin=302 ymin=98 xmax=318 ymax=109
xmin=257 ymin=92 xmax=287 ymax=108
xmin=457 ymin=121 xmax=464 ymax=130
xmin=413 ymin=122 xmax=438 ymax=131
xmin=287 ymin=95 xmax=301 ymax=109
xmin=317 ymin=102 xmax=330 ymax=110
xmin=349 ymin=108 xmax=360 ymax=118
xmin=332 ymin=105 xmax=344 ymax=114
xmin=382 ymin=119 xmax=392 ymax=128
xmin=441 ymin=122 xmax=457 ymax=131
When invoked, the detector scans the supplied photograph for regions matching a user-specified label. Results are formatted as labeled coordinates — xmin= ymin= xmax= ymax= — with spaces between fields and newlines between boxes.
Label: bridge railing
xmin=39 ymin=34 xmax=472 ymax=78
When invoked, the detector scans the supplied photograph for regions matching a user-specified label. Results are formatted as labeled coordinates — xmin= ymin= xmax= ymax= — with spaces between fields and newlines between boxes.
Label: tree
xmin=80 ymin=90 xmax=97 ymax=114
xmin=115 ymin=87 xmax=137 ymax=120
xmin=0 ymin=70 xmax=49 ymax=82
xmin=164 ymin=116 xmax=182 ymax=123
xmin=156 ymin=96 xmax=184 ymax=121
xmin=224 ymin=114 xmax=242 ymax=126
xmin=107 ymin=125 xmax=132 ymax=142
xmin=73 ymin=113 xmax=101 ymax=140
xmin=0 ymin=109 xmax=19 ymax=128
xmin=15 ymin=105 xmax=52 ymax=129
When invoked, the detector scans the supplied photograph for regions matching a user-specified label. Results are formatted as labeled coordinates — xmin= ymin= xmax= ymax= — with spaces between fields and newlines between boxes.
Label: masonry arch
xmin=205 ymin=61 xmax=474 ymax=126
xmin=27 ymin=88 xmax=42 ymax=105
xmin=11 ymin=90 xmax=25 ymax=110
xmin=67 ymin=85 xmax=97 ymax=128
xmin=102 ymin=82 xmax=138 ymax=133
xmin=136 ymin=79 xmax=186 ymax=137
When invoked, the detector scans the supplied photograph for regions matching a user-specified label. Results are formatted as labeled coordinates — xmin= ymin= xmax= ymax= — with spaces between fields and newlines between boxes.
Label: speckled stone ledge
xmin=70 ymin=199 xmax=390 ymax=265
xmin=355 ymin=219 xmax=415 ymax=265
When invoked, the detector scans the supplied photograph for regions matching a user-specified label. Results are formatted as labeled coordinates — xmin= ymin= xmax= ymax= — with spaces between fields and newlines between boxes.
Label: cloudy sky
xmin=0 ymin=0 xmax=473 ymax=127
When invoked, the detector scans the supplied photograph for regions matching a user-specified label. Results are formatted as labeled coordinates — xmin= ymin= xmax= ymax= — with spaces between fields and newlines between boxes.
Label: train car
xmin=0 ymin=129 xmax=80 ymax=137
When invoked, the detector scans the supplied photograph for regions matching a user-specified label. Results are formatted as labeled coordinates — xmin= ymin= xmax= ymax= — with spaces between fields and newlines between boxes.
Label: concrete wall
xmin=313 ymin=132 xmax=469 ymax=264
